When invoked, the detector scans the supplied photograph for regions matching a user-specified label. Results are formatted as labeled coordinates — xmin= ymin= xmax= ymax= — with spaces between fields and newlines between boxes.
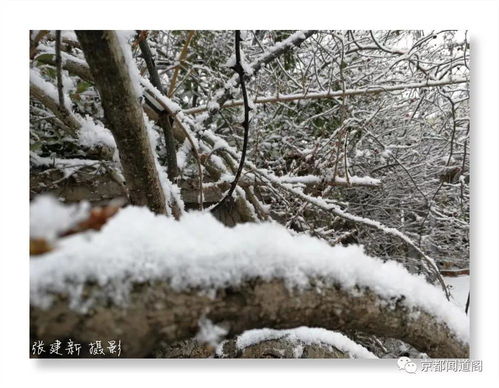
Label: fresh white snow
xmin=445 ymin=275 xmax=470 ymax=311
xmin=30 ymin=204 xmax=469 ymax=344
xmin=115 ymin=30 xmax=143 ymax=98
xmin=30 ymin=152 xmax=102 ymax=179
xmin=279 ymin=174 xmax=381 ymax=186
xmin=78 ymin=116 xmax=117 ymax=149
xmin=30 ymin=68 xmax=73 ymax=112
xmin=195 ymin=318 xmax=228 ymax=348
xmin=142 ymin=114 xmax=184 ymax=217
xmin=232 ymin=327 xmax=377 ymax=359
xmin=30 ymin=195 xmax=89 ymax=241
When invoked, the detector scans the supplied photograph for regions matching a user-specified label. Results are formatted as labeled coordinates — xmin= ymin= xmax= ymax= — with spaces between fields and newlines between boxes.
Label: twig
xmin=212 ymin=30 xmax=251 ymax=212
xmin=199 ymin=30 xmax=317 ymax=126
xmin=55 ymin=30 xmax=65 ymax=108
xmin=168 ymin=30 xmax=195 ymax=97
xmin=419 ymin=89 xmax=458 ymax=231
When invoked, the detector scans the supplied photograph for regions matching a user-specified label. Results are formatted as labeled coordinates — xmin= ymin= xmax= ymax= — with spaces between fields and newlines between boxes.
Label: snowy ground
xmin=445 ymin=276 xmax=470 ymax=311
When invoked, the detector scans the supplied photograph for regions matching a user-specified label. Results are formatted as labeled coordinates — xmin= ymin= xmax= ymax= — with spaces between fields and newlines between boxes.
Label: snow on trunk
xmin=30 ymin=205 xmax=469 ymax=345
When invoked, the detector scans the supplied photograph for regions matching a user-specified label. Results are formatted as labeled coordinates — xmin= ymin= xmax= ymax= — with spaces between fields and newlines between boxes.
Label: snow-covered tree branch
xmin=30 ymin=206 xmax=468 ymax=358
xmin=30 ymin=30 xmax=470 ymax=358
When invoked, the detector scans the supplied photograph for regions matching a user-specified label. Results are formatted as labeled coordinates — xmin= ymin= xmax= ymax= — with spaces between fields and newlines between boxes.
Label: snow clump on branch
xmin=30 ymin=204 xmax=469 ymax=344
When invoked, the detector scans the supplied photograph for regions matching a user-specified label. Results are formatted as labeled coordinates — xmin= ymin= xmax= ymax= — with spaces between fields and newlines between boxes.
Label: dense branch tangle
xmin=30 ymin=31 xmax=469 ymax=355
xmin=30 ymin=29 xmax=468 ymax=258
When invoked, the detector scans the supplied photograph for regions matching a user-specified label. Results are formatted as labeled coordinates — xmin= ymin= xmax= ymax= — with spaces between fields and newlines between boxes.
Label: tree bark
xmin=138 ymin=35 xmax=179 ymax=181
xmin=75 ymin=30 xmax=167 ymax=214
xmin=155 ymin=337 xmax=350 ymax=358
xmin=30 ymin=279 xmax=468 ymax=358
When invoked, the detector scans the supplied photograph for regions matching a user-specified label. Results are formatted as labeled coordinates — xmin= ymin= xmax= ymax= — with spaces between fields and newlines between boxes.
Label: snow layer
xmin=445 ymin=275 xmax=470 ymax=311
xmin=79 ymin=117 xmax=116 ymax=149
xmin=233 ymin=327 xmax=377 ymax=359
xmin=30 ymin=206 xmax=469 ymax=343
xmin=115 ymin=31 xmax=143 ymax=98
xmin=280 ymin=174 xmax=381 ymax=186
xmin=30 ymin=152 xmax=101 ymax=179
xmin=30 ymin=195 xmax=89 ymax=241
xmin=30 ymin=68 xmax=72 ymax=112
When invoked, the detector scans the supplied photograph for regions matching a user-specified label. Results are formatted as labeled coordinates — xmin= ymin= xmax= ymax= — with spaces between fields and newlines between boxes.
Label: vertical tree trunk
xmin=75 ymin=31 xmax=167 ymax=214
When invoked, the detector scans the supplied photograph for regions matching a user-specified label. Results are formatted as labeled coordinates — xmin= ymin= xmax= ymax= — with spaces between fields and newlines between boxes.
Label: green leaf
xmin=36 ymin=53 xmax=55 ymax=63
xmin=30 ymin=142 xmax=42 ymax=151
xmin=76 ymin=81 xmax=91 ymax=94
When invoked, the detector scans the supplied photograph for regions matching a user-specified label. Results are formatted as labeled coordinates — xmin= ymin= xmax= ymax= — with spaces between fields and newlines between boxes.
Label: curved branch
xmin=30 ymin=278 xmax=468 ymax=358
xmin=199 ymin=30 xmax=317 ymax=124
xmin=212 ymin=30 xmax=251 ymax=212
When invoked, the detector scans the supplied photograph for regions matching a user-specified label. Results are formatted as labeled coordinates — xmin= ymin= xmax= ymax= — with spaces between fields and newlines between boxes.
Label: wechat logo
xmin=398 ymin=356 xmax=417 ymax=373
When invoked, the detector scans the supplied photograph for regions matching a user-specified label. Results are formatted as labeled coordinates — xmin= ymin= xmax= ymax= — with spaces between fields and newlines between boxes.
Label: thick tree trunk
xmin=30 ymin=279 xmax=468 ymax=358
xmin=75 ymin=31 xmax=167 ymax=214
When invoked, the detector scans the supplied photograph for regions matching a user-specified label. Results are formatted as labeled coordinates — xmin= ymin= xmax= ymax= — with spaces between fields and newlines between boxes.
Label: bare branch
xmin=199 ymin=30 xmax=317 ymax=122
xmin=212 ymin=30 xmax=251 ymax=212
xmin=167 ymin=30 xmax=195 ymax=97
xmin=54 ymin=31 xmax=65 ymax=109
xmin=184 ymin=77 xmax=468 ymax=115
